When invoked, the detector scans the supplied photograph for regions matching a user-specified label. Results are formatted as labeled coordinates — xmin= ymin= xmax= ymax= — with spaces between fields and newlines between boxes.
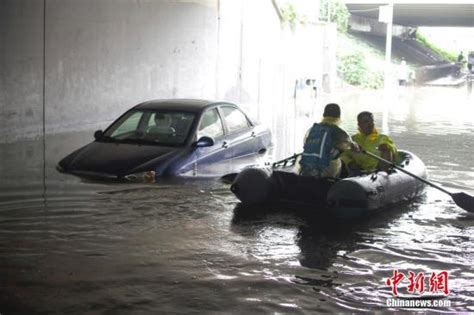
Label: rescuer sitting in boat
xmin=341 ymin=111 xmax=398 ymax=174
xmin=299 ymin=103 xmax=359 ymax=178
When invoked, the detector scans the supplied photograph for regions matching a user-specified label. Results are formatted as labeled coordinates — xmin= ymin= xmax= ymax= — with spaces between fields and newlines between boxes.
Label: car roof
xmin=134 ymin=99 xmax=236 ymax=113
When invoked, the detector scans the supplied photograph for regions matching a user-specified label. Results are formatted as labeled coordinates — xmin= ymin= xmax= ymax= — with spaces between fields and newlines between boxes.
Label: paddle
xmin=220 ymin=153 xmax=302 ymax=184
xmin=363 ymin=150 xmax=474 ymax=212
xmin=272 ymin=153 xmax=301 ymax=168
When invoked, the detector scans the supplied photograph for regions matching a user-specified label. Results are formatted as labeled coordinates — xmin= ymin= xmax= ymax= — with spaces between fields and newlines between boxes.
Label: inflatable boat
xmin=230 ymin=150 xmax=427 ymax=219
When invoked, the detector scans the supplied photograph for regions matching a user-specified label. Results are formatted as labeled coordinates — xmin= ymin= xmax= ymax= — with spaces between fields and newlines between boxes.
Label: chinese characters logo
xmin=386 ymin=270 xmax=449 ymax=296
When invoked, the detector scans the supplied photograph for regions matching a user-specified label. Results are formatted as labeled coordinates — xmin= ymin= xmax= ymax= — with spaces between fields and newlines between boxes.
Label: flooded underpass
xmin=1 ymin=86 xmax=473 ymax=313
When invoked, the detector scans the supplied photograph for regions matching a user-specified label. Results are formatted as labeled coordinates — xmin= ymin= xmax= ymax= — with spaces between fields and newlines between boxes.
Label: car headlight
xmin=124 ymin=171 xmax=156 ymax=183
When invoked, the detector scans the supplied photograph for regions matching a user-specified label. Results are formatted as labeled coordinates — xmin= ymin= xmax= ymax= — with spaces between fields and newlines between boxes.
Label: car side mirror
xmin=195 ymin=136 xmax=214 ymax=148
xmin=94 ymin=130 xmax=104 ymax=140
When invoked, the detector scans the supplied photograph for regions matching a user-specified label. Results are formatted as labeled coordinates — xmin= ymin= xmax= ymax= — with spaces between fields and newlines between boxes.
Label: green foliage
xmin=319 ymin=0 xmax=350 ymax=32
xmin=416 ymin=32 xmax=457 ymax=62
xmin=338 ymin=51 xmax=384 ymax=89
xmin=339 ymin=53 xmax=365 ymax=85
xmin=363 ymin=69 xmax=384 ymax=89
xmin=280 ymin=3 xmax=307 ymax=29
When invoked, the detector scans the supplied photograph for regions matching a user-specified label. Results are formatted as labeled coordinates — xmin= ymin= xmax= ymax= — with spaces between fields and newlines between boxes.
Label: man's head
xmin=323 ymin=103 xmax=341 ymax=118
xmin=155 ymin=113 xmax=172 ymax=127
xmin=357 ymin=111 xmax=374 ymax=135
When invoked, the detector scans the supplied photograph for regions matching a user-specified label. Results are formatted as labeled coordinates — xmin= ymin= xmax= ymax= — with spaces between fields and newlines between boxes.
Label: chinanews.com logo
xmin=385 ymin=270 xmax=451 ymax=308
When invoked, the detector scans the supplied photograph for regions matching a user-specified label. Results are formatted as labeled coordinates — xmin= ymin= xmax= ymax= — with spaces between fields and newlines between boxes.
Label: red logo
xmin=407 ymin=271 xmax=425 ymax=294
xmin=429 ymin=271 xmax=449 ymax=295
xmin=386 ymin=270 xmax=449 ymax=296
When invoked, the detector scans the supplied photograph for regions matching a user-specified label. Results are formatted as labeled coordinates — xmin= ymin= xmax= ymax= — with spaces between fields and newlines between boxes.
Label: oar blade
xmin=452 ymin=192 xmax=474 ymax=212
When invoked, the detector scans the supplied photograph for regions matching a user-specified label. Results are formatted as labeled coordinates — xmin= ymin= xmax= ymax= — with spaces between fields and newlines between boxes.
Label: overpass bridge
xmin=344 ymin=0 xmax=474 ymax=27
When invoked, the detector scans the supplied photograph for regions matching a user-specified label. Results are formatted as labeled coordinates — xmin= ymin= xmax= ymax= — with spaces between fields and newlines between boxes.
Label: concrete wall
xmin=1 ymin=0 xmax=45 ymax=140
xmin=1 ymin=0 xmax=330 ymax=159
xmin=45 ymin=0 xmax=219 ymax=134
xmin=349 ymin=15 xmax=412 ymax=38
xmin=1 ymin=0 xmax=220 ymax=142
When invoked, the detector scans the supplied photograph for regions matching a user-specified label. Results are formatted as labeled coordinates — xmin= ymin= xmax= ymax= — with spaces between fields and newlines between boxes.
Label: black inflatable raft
xmin=230 ymin=150 xmax=427 ymax=219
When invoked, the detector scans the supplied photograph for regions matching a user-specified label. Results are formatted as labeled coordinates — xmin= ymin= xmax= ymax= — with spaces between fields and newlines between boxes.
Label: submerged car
xmin=57 ymin=99 xmax=273 ymax=181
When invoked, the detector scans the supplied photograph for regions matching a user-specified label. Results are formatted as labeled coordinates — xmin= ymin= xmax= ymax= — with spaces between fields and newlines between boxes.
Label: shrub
xmin=338 ymin=51 xmax=383 ymax=89
xmin=280 ymin=3 xmax=307 ymax=29
xmin=416 ymin=32 xmax=457 ymax=62
xmin=320 ymin=0 xmax=350 ymax=32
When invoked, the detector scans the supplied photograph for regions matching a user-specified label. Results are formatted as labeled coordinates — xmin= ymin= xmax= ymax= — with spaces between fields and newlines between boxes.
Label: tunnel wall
xmin=1 ymin=0 xmax=327 ymax=156
xmin=1 ymin=0 xmax=45 ymax=141
xmin=1 ymin=0 xmax=219 ymax=142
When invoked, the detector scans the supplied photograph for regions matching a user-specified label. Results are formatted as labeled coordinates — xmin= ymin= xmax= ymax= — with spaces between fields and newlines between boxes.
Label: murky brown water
xmin=1 ymin=86 xmax=473 ymax=313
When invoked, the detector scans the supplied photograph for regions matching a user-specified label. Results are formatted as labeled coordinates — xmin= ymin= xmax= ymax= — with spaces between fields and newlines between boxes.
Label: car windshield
xmin=102 ymin=110 xmax=196 ymax=146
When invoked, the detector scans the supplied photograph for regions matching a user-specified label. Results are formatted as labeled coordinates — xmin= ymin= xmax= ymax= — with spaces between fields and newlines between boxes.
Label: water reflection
xmin=229 ymin=199 xmax=468 ymax=312
xmin=230 ymin=200 xmax=424 ymax=271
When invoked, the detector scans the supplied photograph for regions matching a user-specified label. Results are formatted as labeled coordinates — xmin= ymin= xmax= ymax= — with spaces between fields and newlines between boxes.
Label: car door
xmin=218 ymin=105 xmax=261 ymax=172
xmin=192 ymin=107 xmax=233 ymax=176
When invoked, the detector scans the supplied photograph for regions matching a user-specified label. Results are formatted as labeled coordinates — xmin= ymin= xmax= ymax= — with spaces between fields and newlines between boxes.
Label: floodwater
xmin=1 ymin=86 xmax=473 ymax=313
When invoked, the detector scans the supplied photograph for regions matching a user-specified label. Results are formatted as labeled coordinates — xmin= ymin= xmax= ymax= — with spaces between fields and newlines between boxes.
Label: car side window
xmin=198 ymin=108 xmax=224 ymax=139
xmin=221 ymin=106 xmax=250 ymax=133
xmin=110 ymin=111 xmax=143 ymax=138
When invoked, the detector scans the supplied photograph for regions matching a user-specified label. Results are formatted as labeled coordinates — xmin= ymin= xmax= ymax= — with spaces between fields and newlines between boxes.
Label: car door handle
xmin=258 ymin=148 xmax=266 ymax=155
xmin=251 ymin=131 xmax=256 ymax=138
xmin=222 ymin=141 xmax=229 ymax=148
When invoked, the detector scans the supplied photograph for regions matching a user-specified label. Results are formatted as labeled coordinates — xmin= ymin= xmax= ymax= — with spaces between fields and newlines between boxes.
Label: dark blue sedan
xmin=57 ymin=99 xmax=273 ymax=181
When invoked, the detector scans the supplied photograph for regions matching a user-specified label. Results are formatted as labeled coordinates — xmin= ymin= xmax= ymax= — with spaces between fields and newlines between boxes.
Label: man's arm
xmin=377 ymin=135 xmax=398 ymax=170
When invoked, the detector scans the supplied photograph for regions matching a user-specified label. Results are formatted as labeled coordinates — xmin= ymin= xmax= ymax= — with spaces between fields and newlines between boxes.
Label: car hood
xmin=59 ymin=141 xmax=184 ymax=177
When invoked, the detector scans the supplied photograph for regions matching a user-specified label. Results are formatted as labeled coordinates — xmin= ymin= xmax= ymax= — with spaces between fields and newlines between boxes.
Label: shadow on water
xmin=228 ymin=197 xmax=474 ymax=312
xmin=230 ymin=197 xmax=425 ymax=271
xmin=227 ymin=199 xmax=445 ymax=312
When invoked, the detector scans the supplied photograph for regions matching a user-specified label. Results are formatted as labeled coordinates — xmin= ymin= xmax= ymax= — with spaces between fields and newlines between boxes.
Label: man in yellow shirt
xmin=341 ymin=111 xmax=398 ymax=174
